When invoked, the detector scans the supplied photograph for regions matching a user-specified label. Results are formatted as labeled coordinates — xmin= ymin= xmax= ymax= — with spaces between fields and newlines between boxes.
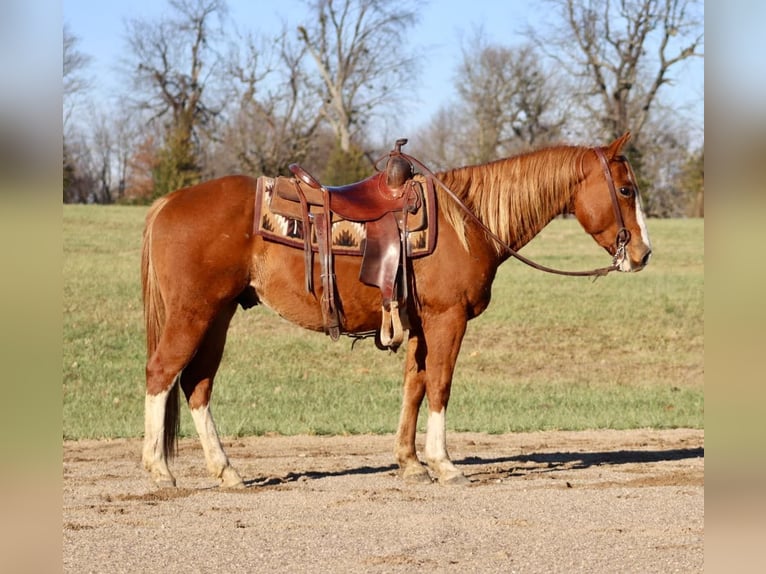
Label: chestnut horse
xmin=141 ymin=132 xmax=652 ymax=488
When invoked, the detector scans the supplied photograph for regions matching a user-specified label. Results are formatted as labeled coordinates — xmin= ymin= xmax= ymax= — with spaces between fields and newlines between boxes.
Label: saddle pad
xmin=254 ymin=176 xmax=436 ymax=257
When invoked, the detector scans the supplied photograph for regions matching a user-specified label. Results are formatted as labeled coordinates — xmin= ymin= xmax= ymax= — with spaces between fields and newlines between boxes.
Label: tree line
xmin=63 ymin=0 xmax=703 ymax=217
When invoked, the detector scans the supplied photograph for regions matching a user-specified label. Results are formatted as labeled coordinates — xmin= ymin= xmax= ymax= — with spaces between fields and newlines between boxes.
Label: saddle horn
xmin=386 ymin=139 xmax=414 ymax=189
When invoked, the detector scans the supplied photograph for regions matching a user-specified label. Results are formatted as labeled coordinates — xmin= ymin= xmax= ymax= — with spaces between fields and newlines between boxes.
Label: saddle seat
xmin=284 ymin=159 xmax=418 ymax=222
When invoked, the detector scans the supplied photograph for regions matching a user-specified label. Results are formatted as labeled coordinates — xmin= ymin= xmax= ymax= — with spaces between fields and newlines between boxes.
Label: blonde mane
xmin=434 ymin=145 xmax=588 ymax=254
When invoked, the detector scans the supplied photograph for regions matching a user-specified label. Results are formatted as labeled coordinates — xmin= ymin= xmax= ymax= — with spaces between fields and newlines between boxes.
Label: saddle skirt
xmin=254 ymin=173 xmax=435 ymax=258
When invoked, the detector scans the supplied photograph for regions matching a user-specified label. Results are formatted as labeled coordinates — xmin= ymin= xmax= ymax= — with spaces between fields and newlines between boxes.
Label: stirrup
xmin=379 ymin=300 xmax=404 ymax=348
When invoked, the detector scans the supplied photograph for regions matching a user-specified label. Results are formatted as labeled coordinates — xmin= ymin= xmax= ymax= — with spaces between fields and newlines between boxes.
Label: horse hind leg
xmin=143 ymin=375 xmax=179 ymax=488
xmin=179 ymin=301 xmax=244 ymax=489
xmin=143 ymin=306 xmax=224 ymax=487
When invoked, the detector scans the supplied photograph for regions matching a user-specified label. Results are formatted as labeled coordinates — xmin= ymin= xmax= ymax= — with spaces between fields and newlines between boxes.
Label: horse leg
xmin=421 ymin=311 xmax=469 ymax=485
xmin=179 ymin=301 xmax=244 ymax=488
xmin=394 ymin=331 xmax=431 ymax=483
xmin=142 ymin=310 xmax=217 ymax=488
xmin=143 ymin=385 xmax=177 ymax=487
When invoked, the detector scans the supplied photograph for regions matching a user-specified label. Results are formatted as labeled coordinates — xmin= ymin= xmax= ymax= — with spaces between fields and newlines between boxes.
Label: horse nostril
xmin=641 ymin=249 xmax=652 ymax=267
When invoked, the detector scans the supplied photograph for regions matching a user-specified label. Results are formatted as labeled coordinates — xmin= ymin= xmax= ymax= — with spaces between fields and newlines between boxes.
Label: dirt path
xmin=63 ymin=429 xmax=703 ymax=573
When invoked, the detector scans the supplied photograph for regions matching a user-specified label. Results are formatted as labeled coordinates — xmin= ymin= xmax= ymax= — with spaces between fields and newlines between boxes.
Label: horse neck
xmin=437 ymin=146 xmax=585 ymax=255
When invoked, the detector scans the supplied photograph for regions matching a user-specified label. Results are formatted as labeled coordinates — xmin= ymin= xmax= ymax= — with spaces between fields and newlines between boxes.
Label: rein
xmin=382 ymin=147 xmax=631 ymax=279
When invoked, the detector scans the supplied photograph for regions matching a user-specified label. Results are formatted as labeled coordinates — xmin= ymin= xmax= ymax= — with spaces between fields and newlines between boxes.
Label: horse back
xmin=155 ymin=175 xmax=257 ymax=232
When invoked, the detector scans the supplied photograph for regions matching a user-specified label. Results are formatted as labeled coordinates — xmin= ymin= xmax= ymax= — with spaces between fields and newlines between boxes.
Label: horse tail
xmin=141 ymin=196 xmax=180 ymax=459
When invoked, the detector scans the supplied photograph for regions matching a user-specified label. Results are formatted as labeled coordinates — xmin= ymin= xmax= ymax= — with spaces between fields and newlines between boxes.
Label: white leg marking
xmin=424 ymin=408 xmax=468 ymax=484
xmin=425 ymin=408 xmax=448 ymax=464
xmin=142 ymin=388 xmax=176 ymax=486
xmin=190 ymin=404 xmax=230 ymax=476
xmin=190 ymin=405 xmax=244 ymax=487
xmin=143 ymin=388 xmax=170 ymax=468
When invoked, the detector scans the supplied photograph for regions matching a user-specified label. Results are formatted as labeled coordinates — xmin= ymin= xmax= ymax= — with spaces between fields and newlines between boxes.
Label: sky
xmin=63 ymin=0 xmax=704 ymax=146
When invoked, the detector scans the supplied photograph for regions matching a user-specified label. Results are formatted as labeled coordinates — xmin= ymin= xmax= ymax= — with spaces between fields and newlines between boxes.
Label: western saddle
xmin=264 ymin=139 xmax=433 ymax=349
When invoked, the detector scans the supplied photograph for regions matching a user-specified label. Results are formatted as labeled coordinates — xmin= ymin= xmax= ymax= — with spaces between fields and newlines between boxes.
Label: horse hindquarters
xmin=141 ymin=178 xmax=255 ymax=488
xmin=142 ymin=294 xmax=245 ymax=488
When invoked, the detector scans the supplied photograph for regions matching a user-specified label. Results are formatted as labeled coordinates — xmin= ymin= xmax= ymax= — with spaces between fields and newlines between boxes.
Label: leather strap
xmin=292 ymin=179 xmax=314 ymax=293
xmin=594 ymin=148 xmax=631 ymax=250
xmin=314 ymin=197 xmax=341 ymax=340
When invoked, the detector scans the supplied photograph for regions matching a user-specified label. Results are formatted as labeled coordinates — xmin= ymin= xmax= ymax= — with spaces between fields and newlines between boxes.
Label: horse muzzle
xmin=616 ymin=245 xmax=652 ymax=272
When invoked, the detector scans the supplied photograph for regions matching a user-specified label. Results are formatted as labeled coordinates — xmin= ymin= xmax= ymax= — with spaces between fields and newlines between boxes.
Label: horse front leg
xmin=394 ymin=311 xmax=469 ymax=485
xmin=394 ymin=331 xmax=431 ymax=483
xmin=422 ymin=310 xmax=469 ymax=485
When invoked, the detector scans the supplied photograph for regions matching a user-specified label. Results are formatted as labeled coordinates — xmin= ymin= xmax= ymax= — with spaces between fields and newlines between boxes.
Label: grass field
xmin=63 ymin=205 xmax=703 ymax=439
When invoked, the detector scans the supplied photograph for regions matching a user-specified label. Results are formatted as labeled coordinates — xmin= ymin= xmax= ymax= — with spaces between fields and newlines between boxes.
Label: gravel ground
xmin=63 ymin=429 xmax=703 ymax=573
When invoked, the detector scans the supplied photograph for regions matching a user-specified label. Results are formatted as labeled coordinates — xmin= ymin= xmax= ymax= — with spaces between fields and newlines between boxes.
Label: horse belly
xmin=250 ymin=240 xmax=384 ymax=333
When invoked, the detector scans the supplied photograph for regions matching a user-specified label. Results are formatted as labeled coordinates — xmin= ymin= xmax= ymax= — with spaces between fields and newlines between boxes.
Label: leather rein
xmin=387 ymin=147 xmax=633 ymax=279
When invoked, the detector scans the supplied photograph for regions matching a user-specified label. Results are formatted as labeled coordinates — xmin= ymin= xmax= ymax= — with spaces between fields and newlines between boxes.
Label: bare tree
xmin=631 ymin=106 xmax=703 ymax=217
xmin=63 ymin=130 xmax=98 ymax=203
xmin=211 ymin=29 xmax=323 ymax=177
xmin=531 ymin=0 xmax=704 ymax=145
xmin=412 ymin=37 xmax=565 ymax=169
xmin=124 ymin=0 xmax=228 ymax=196
xmin=455 ymin=36 xmax=566 ymax=163
xmin=297 ymin=0 xmax=420 ymax=153
xmin=64 ymin=25 xmax=94 ymax=201
xmin=63 ymin=24 xmax=91 ymax=129
xmin=90 ymin=111 xmax=114 ymax=203
xmin=409 ymin=105 xmax=466 ymax=171
xmin=113 ymin=110 xmax=142 ymax=200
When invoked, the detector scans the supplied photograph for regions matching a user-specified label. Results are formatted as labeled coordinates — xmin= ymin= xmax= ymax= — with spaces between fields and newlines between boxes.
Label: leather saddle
xmin=264 ymin=139 xmax=431 ymax=349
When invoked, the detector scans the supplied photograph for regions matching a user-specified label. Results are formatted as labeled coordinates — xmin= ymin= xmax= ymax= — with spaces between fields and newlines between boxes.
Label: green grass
xmin=63 ymin=205 xmax=703 ymax=439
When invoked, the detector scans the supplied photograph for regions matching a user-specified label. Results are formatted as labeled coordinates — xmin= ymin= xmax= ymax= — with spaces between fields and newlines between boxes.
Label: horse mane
xmin=434 ymin=145 xmax=588 ymax=254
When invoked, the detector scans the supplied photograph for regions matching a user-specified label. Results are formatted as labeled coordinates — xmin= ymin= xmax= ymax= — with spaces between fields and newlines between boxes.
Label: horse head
xmin=571 ymin=132 xmax=653 ymax=272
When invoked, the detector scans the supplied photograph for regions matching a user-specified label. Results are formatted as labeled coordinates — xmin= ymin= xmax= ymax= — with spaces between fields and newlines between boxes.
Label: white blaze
xmin=635 ymin=194 xmax=652 ymax=251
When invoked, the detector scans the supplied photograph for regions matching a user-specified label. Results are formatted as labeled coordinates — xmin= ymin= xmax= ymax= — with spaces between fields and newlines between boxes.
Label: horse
xmin=140 ymin=131 xmax=652 ymax=488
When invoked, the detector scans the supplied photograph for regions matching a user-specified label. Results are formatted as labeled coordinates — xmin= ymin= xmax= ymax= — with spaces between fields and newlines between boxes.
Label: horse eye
xmin=618 ymin=186 xmax=633 ymax=198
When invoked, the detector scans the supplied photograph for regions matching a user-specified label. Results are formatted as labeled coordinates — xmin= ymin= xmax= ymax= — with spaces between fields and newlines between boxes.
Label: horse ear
xmin=607 ymin=131 xmax=631 ymax=158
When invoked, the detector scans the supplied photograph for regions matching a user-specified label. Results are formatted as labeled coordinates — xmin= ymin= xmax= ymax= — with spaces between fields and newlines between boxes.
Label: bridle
xmin=391 ymin=146 xmax=634 ymax=278
xmin=594 ymin=148 xmax=633 ymax=271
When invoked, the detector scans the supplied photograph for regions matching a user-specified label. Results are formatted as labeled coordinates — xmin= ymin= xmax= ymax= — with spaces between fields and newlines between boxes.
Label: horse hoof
xmin=152 ymin=475 xmax=177 ymax=489
xmin=401 ymin=466 xmax=433 ymax=484
xmin=439 ymin=472 xmax=470 ymax=486
xmin=219 ymin=467 xmax=245 ymax=489
xmin=404 ymin=472 xmax=433 ymax=485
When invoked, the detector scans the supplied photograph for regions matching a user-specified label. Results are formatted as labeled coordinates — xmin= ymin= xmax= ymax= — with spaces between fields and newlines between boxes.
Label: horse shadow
xmin=243 ymin=463 xmax=400 ymax=488
xmin=456 ymin=446 xmax=704 ymax=477
xmin=241 ymin=446 xmax=704 ymax=487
